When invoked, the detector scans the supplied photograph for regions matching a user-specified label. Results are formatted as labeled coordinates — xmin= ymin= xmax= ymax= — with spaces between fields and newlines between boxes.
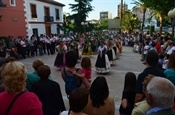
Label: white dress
xmin=95 ymin=45 xmax=111 ymax=73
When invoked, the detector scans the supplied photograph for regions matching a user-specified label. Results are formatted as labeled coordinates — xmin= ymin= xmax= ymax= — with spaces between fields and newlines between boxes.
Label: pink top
xmin=0 ymin=91 xmax=43 ymax=115
xmin=81 ymin=68 xmax=92 ymax=80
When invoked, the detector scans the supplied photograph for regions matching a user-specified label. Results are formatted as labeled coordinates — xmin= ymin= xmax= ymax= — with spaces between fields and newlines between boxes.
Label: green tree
xmin=140 ymin=0 xmax=174 ymax=34
xmin=132 ymin=0 xmax=148 ymax=31
xmin=121 ymin=11 xmax=140 ymax=33
xmin=57 ymin=13 xmax=74 ymax=34
xmin=69 ymin=0 xmax=94 ymax=33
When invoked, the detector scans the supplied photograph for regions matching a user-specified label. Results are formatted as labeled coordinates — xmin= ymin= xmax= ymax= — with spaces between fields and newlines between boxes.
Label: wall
xmin=108 ymin=19 xmax=120 ymax=29
xmin=0 ymin=0 xmax=27 ymax=38
xmin=25 ymin=0 xmax=63 ymax=37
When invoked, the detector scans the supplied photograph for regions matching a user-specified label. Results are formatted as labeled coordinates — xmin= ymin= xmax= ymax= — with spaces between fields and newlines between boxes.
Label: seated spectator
xmin=83 ymin=76 xmax=115 ymax=115
xmin=60 ymin=87 xmax=89 ymax=115
xmin=146 ymin=77 xmax=175 ymax=115
xmin=26 ymin=59 xmax=52 ymax=91
xmin=132 ymin=75 xmax=152 ymax=115
xmin=135 ymin=50 xmax=166 ymax=103
xmin=167 ymin=41 xmax=175 ymax=55
xmin=32 ymin=65 xmax=66 ymax=115
xmin=0 ymin=61 xmax=43 ymax=115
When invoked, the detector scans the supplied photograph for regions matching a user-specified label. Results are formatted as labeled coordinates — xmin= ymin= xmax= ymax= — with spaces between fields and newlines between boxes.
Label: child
xmin=73 ymin=57 xmax=92 ymax=88
xmin=119 ymin=72 xmax=136 ymax=115
xmin=162 ymin=54 xmax=169 ymax=71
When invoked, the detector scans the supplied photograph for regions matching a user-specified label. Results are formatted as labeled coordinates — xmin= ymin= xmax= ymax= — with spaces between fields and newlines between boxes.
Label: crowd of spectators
xmin=0 ymin=31 xmax=175 ymax=115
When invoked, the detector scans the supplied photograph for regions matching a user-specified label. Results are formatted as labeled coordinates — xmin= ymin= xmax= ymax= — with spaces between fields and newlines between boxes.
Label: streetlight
xmin=168 ymin=8 xmax=175 ymax=39
xmin=81 ymin=21 xmax=88 ymax=33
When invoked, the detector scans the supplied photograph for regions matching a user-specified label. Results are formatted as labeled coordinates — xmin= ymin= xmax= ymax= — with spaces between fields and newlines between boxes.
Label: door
xmin=32 ymin=28 xmax=38 ymax=37
xmin=45 ymin=24 xmax=51 ymax=36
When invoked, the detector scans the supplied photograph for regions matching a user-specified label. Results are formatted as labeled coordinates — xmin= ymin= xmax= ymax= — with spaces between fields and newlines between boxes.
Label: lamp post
xmin=81 ymin=21 xmax=88 ymax=33
xmin=168 ymin=8 xmax=175 ymax=39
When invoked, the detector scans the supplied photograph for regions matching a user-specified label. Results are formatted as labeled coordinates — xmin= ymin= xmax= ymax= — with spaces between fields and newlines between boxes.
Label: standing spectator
xmin=45 ymin=36 xmax=52 ymax=55
xmin=32 ymin=65 xmax=65 ymax=115
xmin=25 ymin=36 xmax=31 ymax=57
xmin=146 ymin=77 xmax=175 ymax=115
xmin=60 ymin=87 xmax=89 ymax=115
xmin=83 ymin=76 xmax=115 ymax=115
xmin=0 ymin=61 xmax=43 ymax=115
xmin=50 ymin=34 xmax=56 ymax=54
xmin=26 ymin=59 xmax=46 ymax=91
xmin=61 ymin=50 xmax=89 ymax=96
xmin=119 ymin=72 xmax=136 ymax=115
xmin=135 ymin=50 xmax=166 ymax=103
xmin=164 ymin=52 xmax=175 ymax=85
xmin=20 ymin=37 xmax=27 ymax=59
xmin=40 ymin=34 xmax=46 ymax=54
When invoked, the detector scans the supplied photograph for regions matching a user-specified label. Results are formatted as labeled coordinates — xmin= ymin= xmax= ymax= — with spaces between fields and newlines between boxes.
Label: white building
xmin=100 ymin=11 xmax=112 ymax=20
xmin=24 ymin=0 xmax=65 ymax=37
xmin=133 ymin=8 xmax=157 ymax=28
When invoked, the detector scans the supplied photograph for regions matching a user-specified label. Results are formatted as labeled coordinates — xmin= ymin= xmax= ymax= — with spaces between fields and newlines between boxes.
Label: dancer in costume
xmin=54 ymin=41 xmax=67 ymax=69
xmin=82 ymin=40 xmax=92 ymax=56
xmin=95 ymin=41 xmax=110 ymax=73
xmin=106 ymin=39 xmax=116 ymax=65
xmin=70 ymin=40 xmax=81 ymax=59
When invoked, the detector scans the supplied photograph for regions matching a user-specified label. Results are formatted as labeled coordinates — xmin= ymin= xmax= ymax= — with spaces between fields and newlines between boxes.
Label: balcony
xmin=44 ymin=16 xmax=54 ymax=22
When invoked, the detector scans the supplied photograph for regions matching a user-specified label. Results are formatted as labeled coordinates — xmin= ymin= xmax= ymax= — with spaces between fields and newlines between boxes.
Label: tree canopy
xmin=121 ymin=11 xmax=141 ymax=33
xmin=69 ymin=0 xmax=94 ymax=33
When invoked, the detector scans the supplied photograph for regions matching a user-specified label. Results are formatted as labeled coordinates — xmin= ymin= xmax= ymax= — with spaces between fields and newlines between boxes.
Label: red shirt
xmin=0 ymin=91 xmax=43 ymax=115
xmin=155 ymin=43 xmax=161 ymax=54
xmin=81 ymin=68 xmax=92 ymax=80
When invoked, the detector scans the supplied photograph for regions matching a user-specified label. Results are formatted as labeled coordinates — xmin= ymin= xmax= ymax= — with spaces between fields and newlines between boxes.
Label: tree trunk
xmin=159 ymin=14 xmax=163 ymax=34
xmin=141 ymin=9 xmax=146 ymax=32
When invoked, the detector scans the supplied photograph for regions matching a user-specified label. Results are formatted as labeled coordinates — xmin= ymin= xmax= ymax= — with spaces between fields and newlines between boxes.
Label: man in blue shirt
xmin=146 ymin=77 xmax=175 ymax=115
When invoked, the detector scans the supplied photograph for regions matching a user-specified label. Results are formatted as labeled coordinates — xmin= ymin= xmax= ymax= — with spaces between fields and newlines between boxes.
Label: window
xmin=30 ymin=4 xmax=37 ymax=18
xmin=55 ymin=9 xmax=60 ymax=20
xmin=32 ymin=28 xmax=38 ymax=37
xmin=10 ymin=0 xmax=16 ymax=6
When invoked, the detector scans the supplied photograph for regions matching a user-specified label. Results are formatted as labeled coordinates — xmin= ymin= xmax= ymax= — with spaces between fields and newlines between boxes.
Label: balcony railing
xmin=44 ymin=16 xmax=54 ymax=22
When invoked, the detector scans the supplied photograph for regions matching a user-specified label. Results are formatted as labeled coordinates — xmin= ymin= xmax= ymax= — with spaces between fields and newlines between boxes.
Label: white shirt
xmin=45 ymin=38 xmax=51 ymax=44
xmin=167 ymin=46 xmax=175 ymax=55
xmin=60 ymin=111 xmax=69 ymax=115
xmin=162 ymin=59 xmax=169 ymax=69
xmin=144 ymin=45 xmax=150 ymax=54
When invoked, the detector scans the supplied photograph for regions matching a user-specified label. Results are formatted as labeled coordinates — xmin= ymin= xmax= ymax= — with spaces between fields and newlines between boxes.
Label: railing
xmin=44 ymin=16 xmax=54 ymax=22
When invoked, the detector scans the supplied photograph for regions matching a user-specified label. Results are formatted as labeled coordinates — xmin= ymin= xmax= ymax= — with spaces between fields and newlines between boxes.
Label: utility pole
xmin=120 ymin=0 xmax=123 ymax=28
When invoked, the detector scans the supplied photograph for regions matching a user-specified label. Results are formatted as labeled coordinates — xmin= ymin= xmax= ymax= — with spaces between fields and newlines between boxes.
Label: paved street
xmin=21 ymin=46 xmax=145 ymax=115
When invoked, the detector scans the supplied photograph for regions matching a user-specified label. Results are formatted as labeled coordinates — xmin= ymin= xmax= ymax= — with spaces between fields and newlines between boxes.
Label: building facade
xmin=25 ymin=0 xmax=64 ymax=37
xmin=0 ymin=0 xmax=27 ymax=37
xmin=117 ymin=3 xmax=128 ymax=18
xmin=100 ymin=11 xmax=112 ymax=20
xmin=133 ymin=8 xmax=157 ymax=28
xmin=0 ymin=0 xmax=64 ymax=38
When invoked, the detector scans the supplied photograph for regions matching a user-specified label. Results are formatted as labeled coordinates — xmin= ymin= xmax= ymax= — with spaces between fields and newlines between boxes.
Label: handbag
xmin=5 ymin=91 xmax=26 ymax=115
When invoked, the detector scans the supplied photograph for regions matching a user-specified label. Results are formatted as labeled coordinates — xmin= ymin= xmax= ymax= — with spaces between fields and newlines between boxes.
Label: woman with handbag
xmin=0 ymin=61 xmax=43 ymax=115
